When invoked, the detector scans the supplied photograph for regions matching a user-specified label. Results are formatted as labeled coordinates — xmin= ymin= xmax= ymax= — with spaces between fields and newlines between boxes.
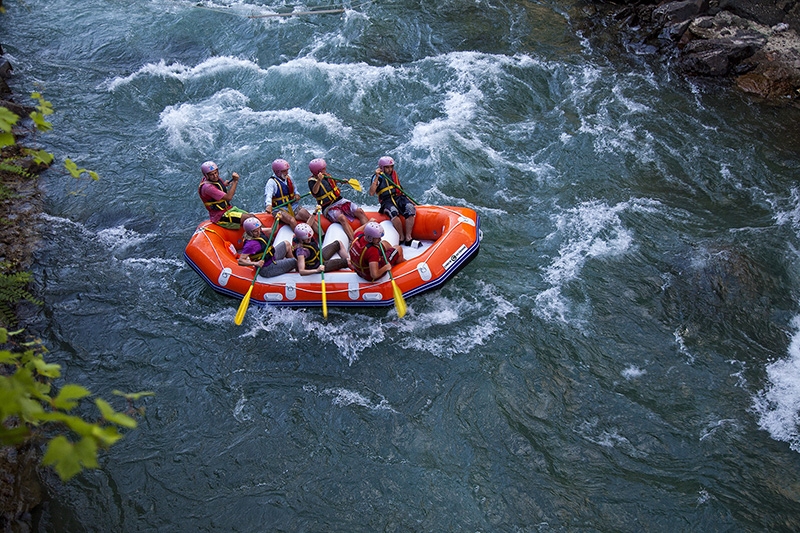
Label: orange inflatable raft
xmin=184 ymin=205 xmax=481 ymax=309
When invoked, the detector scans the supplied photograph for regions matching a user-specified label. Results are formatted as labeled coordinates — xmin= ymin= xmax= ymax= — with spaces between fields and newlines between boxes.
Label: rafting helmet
xmin=294 ymin=223 xmax=314 ymax=241
xmin=309 ymin=158 xmax=327 ymax=175
xmin=201 ymin=161 xmax=218 ymax=176
xmin=243 ymin=217 xmax=262 ymax=232
xmin=364 ymin=221 xmax=384 ymax=240
xmin=378 ymin=156 xmax=395 ymax=168
xmin=272 ymin=158 xmax=290 ymax=175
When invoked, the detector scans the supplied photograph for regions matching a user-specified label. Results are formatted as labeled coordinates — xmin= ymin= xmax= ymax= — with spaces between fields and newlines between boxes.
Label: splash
xmin=395 ymin=281 xmax=517 ymax=359
xmin=752 ymin=314 xmax=800 ymax=452
xmin=621 ymin=365 xmax=646 ymax=380
xmin=106 ymin=56 xmax=264 ymax=91
xmin=534 ymin=199 xmax=634 ymax=323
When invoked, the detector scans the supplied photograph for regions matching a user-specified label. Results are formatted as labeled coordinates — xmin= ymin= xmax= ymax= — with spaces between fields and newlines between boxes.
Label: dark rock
xmin=0 ymin=58 xmax=12 ymax=79
xmin=653 ymin=0 xmax=709 ymax=25
xmin=676 ymin=33 xmax=767 ymax=75
xmin=737 ymin=63 xmax=800 ymax=97
xmin=719 ymin=0 xmax=790 ymax=27
xmin=661 ymin=20 xmax=693 ymax=41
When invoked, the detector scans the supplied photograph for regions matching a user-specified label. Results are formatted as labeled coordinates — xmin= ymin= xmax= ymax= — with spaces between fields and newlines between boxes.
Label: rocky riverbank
xmin=0 ymin=46 xmax=48 ymax=533
xmin=578 ymin=0 xmax=800 ymax=102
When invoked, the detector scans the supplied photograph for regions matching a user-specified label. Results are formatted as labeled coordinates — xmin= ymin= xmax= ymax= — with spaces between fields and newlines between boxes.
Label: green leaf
xmin=39 ymin=411 xmax=95 ymax=437
xmin=73 ymin=436 xmax=99 ymax=469
xmin=0 ymin=107 xmax=19 ymax=132
xmin=42 ymin=435 xmax=82 ymax=481
xmin=42 ymin=435 xmax=97 ymax=481
xmin=96 ymin=398 xmax=137 ymax=428
xmin=0 ymin=348 xmax=18 ymax=364
xmin=52 ymin=384 xmax=91 ymax=411
xmin=112 ymin=390 xmax=156 ymax=401
xmin=0 ymin=132 xmax=15 ymax=148
xmin=92 ymin=425 xmax=122 ymax=447
xmin=27 ymin=148 xmax=54 ymax=165
xmin=31 ymin=356 xmax=61 ymax=378
xmin=0 ymin=425 xmax=31 ymax=446
xmin=29 ymin=111 xmax=52 ymax=132
xmin=0 ymin=328 xmax=7 ymax=344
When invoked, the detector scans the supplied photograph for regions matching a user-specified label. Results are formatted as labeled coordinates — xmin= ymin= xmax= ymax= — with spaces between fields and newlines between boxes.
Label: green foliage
xmin=0 ymin=328 xmax=154 ymax=481
xmin=0 ymin=106 xmax=19 ymax=148
xmin=0 ymin=264 xmax=41 ymax=328
xmin=0 ymin=92 xmax=99 ymax=182
xmin=65 ymin=158 xmax=99 ymax=181
xmin=28 ymin=91 xmax=53 ymax=133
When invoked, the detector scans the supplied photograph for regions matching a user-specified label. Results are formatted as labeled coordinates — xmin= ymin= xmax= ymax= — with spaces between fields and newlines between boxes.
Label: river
xmin=5 ymin=0 xmax=800 ymax=530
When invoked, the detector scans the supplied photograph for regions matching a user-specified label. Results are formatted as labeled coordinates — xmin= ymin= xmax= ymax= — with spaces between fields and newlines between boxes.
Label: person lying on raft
xmin=237 ymin=216 xmax=296 ymax=277
xmin=348 ymin=220 xmax=405 ymax=282
xmin=292 ymin=223 xmax=350 ymax=276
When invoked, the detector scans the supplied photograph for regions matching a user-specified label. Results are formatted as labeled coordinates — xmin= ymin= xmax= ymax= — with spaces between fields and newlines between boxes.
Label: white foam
xmin=106 ymin=56 xmax=263 ymax=91
xmin=158 ymin=88 xmax=351 ymax=150
xmin=753 ymin=314 xmax=800 ymax=452
xmin=322 ymin=387 xmax=396 ymax=412
xmin=534 ymin=199 xmax=634 ymax=323
xmin=621 ymin=365 xmax=646 ymax=380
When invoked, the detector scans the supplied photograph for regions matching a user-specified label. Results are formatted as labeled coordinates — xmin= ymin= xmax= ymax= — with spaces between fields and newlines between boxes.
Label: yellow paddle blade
xmin=348 ymin=178 xmax=363 ymax=192
xmin=321 ymin=279 xmax=328 ymax=319
xmin=234 ymin=285 xmax=254 ymax=325
xmin=391 ymin=279 xmax=406 ymax=318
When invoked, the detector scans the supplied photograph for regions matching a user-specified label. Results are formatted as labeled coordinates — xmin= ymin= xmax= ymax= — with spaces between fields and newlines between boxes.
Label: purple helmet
xmin=309 ymin=158 xmax=327 ymax=175
xmin=201 ymin=161 xmax=218 ymax=176
xmin=272 ymin=158 xmax=290 ymax=175
xmin=294 ymin=223 xmax=314 ymax=241
xmin=378 ymin=156 xmax=395 ymax=168
xmin=364 ymin=221 xmax=384 ymax=240
xmin=243 ymin=217 xmax=262 ymax=232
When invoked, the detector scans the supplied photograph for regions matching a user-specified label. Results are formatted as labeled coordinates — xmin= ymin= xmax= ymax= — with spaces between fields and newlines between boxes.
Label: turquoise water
xmin=5 ymin=0 xmax=800 ymax=530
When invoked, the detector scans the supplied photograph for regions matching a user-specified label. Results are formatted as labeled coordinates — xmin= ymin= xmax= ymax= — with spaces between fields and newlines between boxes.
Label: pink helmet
xmin=309 ymin=158 xmax=327 ymax=175
xmin=243 ymin=217 xmax=262 ymax=232
xmin=201 ymin=161 xmax=218 ymax=175
xmin=364 ymin=221 xmax=384 ymax=240
xmin=378 ymin=156 xmax=394 ymax=168
xmin=294 ymin=223 xmax=314 ymax=241
xmin=272 ymin=158 xmax=290 ymax=175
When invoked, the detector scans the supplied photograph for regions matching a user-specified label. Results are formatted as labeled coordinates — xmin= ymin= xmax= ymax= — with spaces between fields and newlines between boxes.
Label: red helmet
xmin=201 ymin=161 xmax=218 ymax=176
xmin=378 ymin=156 xmax=394 ymax=168
xmin=272 ymin=158 xmax=290 ymax=175
xmin=364 ymin=221 xmax=384 ymax=239
xmin=294 ymin=223 xmax=314 ymax=241
xmin=309 ymin=158 xmax=327 ymax=175
xmin=243 ymin=217 xmax=262 ymax=232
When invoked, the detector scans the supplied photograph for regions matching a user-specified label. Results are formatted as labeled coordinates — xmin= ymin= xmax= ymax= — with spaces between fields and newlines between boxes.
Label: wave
xmin=753 ymin=314 xmax=800 ymax=452
xmin=534 ymin=198 xmax=637 ymax=324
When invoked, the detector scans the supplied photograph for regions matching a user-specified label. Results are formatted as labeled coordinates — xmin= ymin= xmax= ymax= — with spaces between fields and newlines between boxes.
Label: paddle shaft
xmin=234 ymin=215 xmax=281 ymax=325
xmin=378 ymin=243 xmax=407 ymax=318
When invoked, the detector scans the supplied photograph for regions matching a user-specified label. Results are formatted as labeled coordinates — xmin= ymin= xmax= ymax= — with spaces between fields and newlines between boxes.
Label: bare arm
xmin=222 ymin=172 xmax=240 ymax=201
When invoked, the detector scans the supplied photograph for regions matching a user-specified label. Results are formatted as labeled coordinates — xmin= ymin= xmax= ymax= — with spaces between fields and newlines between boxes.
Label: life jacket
xmin=308 ymin=174 xmax=341 ymax=208
xmin=247 ymin=236 xmax=275 ymax=263
xmin=270 ymin=175 xmax=296 ymax=208
xmin=375 ymin=170 xmax=402 ymax=204
xmin=349 ymin=232 xmax=384 ymax=281
xmin=198 ymin=179 xmax=230 ymax=212
xmin=293 ymin=237 xmax=321 ymax=269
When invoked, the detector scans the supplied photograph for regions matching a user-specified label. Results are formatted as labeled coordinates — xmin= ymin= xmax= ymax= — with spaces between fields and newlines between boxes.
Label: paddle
xmin=316 ymin=206 xmax=328 ymax=319
xmin=234 ymin=215 xmax=281 ymax=326
xmin=271 ymin=191 xmax=312 ymax=213
xmin=378 ymin=243 xmax=406 ymax=318
xmin=388 ymin=181 xmax=420 ymax=206
xmin=330 ymin=177 xmax=363 ymax=192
